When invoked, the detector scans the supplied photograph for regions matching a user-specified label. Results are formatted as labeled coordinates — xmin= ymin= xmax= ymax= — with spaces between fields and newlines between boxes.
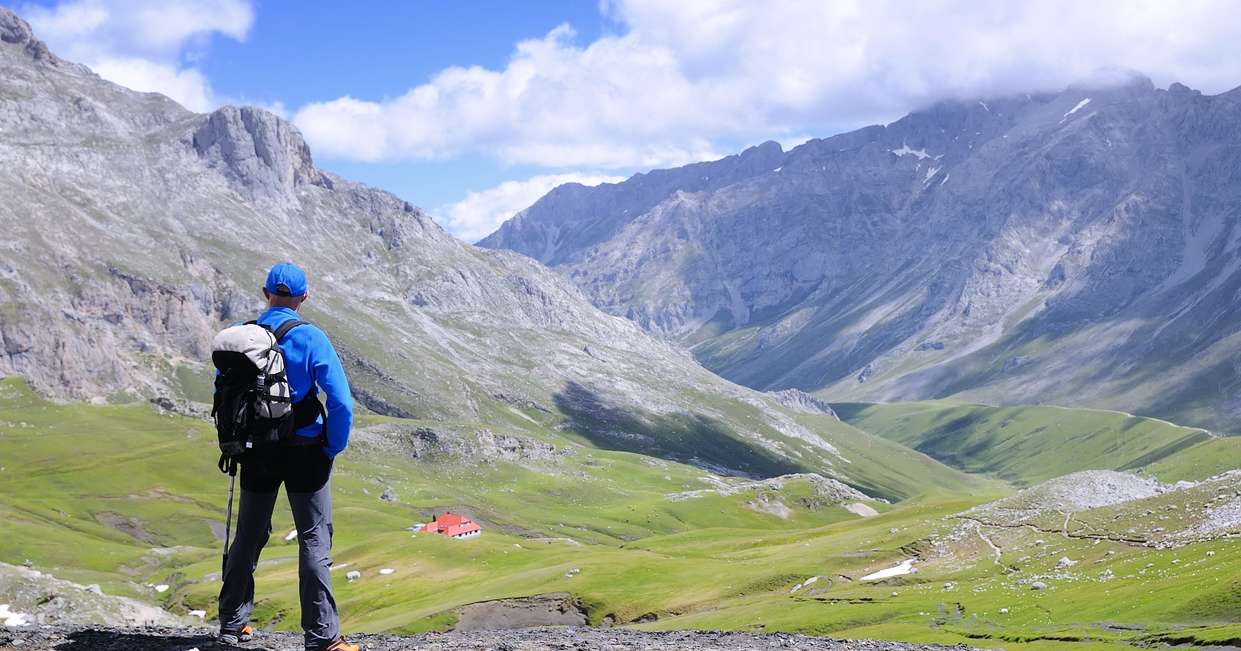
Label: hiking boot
xmin=321 ymin=637 xmax=362 ymax=651
xmin=219 ymin=624 xmax=254 ymax=645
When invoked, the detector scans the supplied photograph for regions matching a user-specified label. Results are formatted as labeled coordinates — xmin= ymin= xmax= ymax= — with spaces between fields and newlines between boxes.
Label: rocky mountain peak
xmin=0 ymin=6 xmax=32 ymax=43
xmin=739 ymin=139 xmax=785 ymax=164
xmin=0 ymin=6 xmax=61 ymax=65
xmin=1167 ymin=82 xmax=1201 ymax=97
xmin=192 ymin=105 xmax=330 ymax=201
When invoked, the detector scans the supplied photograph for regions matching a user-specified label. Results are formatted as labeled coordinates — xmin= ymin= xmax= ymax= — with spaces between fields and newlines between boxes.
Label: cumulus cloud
xmin=20 ymin=0 xmax=253 ymax=111
xmin=89 ymin=57 xmax=213 ymax=110
xmin=436 ymin=173 xmax=624 ymax=243
xmin=294 ymin=0 xmax=1241 ymax=169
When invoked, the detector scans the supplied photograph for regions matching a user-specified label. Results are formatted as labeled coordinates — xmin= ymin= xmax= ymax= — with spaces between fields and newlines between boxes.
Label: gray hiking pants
xmin=218 ymin=445 xmax=339 ymax=649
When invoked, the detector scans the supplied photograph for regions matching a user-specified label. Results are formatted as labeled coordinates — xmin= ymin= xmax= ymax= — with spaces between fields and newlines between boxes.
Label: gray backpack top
xmin=210 ymin=319 xmax=308 ymax=461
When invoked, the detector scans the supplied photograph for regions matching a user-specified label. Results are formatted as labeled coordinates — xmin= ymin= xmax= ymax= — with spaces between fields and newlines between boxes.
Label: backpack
xmin=210 ymin=319 xmax=325 ymax=464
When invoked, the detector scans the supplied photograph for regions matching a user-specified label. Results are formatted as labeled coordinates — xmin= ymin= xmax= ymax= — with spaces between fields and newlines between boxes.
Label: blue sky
xmin=200 ymin=2 xmax=618 ymax=229
xmin=10 ymin=1 xmax=1241 ymax=241
xmin=200 ymin=3 xmax=614 ymax=109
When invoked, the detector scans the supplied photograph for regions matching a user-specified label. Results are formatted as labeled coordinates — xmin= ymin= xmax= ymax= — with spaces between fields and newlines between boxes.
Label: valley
xmin=2 ymin=378 xmax=1239 ymax=650
xmin=0 ymin=5 xmax=1238 ymax=650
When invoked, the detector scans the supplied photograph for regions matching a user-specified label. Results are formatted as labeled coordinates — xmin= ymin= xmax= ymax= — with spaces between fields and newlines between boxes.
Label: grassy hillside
xmin=0 ymin=377 xmax=976 ymax=628
xmin=834 ymin=401 xmax=1226 ymax=485
xmin=3 ymin=378 xmax=1240 ymax=649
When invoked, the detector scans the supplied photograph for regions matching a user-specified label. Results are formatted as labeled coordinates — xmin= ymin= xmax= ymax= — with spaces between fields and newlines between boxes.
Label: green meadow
xmin=1 ymin=378 xmax=1239 ymax=650
xmin=834 ymin=401 xmax=1220 ymax=484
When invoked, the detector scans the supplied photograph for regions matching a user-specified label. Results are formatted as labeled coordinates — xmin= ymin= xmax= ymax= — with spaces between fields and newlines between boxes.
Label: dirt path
xmin=1 ymin=626 xmax=976 ymax=651
xmin=955 ymin=516 xmax=1150 ymax=547
xmin=965 ymin=520 xmax=1002 ymax=564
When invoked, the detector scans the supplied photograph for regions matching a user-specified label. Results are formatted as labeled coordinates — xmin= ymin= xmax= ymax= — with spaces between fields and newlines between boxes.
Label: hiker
xmin=216 ymin=262 xmax=359 ymax=651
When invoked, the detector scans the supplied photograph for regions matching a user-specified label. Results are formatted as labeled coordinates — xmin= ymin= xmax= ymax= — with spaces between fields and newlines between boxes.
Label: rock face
xmin=767 ymin=389 xmax=838 ymax=418
xmin=481 ymin=75 xmax=1241 ymax=433
xmin=0 ymin=8 xmax=68 ymax=66
xmin=0 ymin=6 xmax=895 ymax=484
xmin=191 ymin=105 xmax=329 ymax=200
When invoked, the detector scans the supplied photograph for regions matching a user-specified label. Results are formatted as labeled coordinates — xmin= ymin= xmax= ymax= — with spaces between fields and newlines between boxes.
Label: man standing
xmin=218 ymin=262 xmax=359 ymax=651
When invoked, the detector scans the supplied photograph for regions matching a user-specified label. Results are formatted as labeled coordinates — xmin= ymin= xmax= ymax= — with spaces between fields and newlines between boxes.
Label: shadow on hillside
xmin=56 ymin=629 xmax=278 ymax=650
xmin=552 ymin=381 xmax=803 ymax=479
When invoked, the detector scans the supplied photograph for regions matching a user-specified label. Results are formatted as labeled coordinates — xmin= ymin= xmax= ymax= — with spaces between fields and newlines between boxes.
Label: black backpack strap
xmin=275 ymin=318 xmax=328 ymax=445
xmin=272 ymin=319 xmax=308 ymax=342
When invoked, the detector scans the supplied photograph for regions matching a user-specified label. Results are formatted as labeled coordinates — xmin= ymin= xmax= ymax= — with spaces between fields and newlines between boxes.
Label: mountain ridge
xmin=480 ymin=73 xmax=1241 ymax=433
xmin=0 ymin=5 xmax=977 ymax=496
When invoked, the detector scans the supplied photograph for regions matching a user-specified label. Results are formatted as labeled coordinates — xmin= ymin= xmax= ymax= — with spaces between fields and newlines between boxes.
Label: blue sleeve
xmin=308 ymin=327 xmax=354 ymax=458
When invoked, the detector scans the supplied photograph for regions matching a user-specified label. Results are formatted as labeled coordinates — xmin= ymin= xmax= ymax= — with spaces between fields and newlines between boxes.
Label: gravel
xmin=965 ymin=470 xmax=1166 ymax=524
xmin=1188 ymin=495 xmax=1241 ymax=537
xmin=0 ymin=626 xmax=977 ymax=651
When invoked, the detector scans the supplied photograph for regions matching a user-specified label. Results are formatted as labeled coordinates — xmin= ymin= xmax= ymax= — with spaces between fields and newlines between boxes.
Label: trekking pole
xmin=222 ymin=457 xmax=238 ymax=577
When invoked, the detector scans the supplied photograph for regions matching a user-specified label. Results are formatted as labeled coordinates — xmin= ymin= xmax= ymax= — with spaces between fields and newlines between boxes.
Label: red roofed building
xmin=424 ymin=512 xmax=481 ymax=539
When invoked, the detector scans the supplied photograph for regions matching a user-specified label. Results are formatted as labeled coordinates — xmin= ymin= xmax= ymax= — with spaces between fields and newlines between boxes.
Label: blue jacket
xmin=256 ymin=307 xmax=354 ymax=458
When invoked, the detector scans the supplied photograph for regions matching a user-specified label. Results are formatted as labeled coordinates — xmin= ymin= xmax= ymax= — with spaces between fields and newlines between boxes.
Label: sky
xmin=9 ymin=0 xmax=1241 ymax=242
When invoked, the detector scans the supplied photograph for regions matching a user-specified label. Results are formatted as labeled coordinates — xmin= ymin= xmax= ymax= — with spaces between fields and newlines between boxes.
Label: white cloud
xmin=90 ymin=56 xmax=213 ymax=110
xmin=436 ymin=173 xmax=624 ymax=242
xmin=294 ymin=0 xmax=1241 ymax=169
xmin=775 ymin=134 xmax=814 ymax=152
xmin=20 ymin=0 xmax=253 ymax=111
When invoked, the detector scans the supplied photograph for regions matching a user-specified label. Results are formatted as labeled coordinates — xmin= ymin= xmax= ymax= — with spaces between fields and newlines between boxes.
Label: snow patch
xmin=790 ymin=575 xmax=821 ymax=593
xmin=1062 ymin=98 xmax=1092 ymax=120
xmin=153 ymin=584 xmax=169 ymax=593
xmin=379 ymin=568 xmax=395 ymax=576
xmin=861 ymin=559 xmax=915 ymax=581
xmin=284 ymin=529 xmax=298 ymax=542
xmin=1 ymin=604 xmax=30 ymax=627
xmin=890 ymin=143 xmax=933 ymax=160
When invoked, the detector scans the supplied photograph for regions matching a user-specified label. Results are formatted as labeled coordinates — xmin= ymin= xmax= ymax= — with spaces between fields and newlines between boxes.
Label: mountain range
xmin=480 ymin=74 xmax=1241 ymax=433
xmin=0 ymin=6 xmax=966 ymax=496
xmin=2 ymin=7 xmax=1241 ymax=647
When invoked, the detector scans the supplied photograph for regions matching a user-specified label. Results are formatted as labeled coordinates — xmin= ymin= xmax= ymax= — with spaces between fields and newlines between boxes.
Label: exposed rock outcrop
xmin=192 ymin=105 xmax=329 ymax=200
xmin=768 ymin=389 xmax=838 ymax=418
xmin=0 ymin=562 xmax=183 ymax=628
xmin=965 ymin=470 xmax=1167 ymax=524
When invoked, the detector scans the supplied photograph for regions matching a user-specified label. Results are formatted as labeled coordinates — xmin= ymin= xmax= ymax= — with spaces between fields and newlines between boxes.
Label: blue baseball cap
xmin=265 ymin=262 xmax=308 ymax=297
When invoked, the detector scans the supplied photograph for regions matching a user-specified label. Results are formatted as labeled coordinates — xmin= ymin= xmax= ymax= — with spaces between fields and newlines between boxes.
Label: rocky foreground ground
xmin=0 ymin=626 xmax=973 ymax=651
